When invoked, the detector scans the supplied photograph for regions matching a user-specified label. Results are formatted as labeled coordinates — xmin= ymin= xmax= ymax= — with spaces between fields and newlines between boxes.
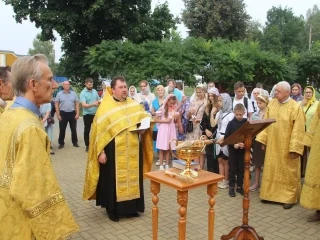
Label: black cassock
xmin=96 ymin=138 xmax=145 ymax=216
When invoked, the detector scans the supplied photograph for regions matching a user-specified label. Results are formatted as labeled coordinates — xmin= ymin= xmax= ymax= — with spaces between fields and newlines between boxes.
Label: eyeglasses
xmin=305 ymin=92 xmax=313 ymax=94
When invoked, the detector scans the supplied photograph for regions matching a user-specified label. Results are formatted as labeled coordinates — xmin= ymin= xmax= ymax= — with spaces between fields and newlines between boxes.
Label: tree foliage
xmin=84 ymin=38 xmax=296 ymax=90
xmin=245 ymin=20 xmax=263 ymax=42
xmin=306 ymin=4 xmax=320 ymax=46
xmin=297 ymin=45 xmax=320 ymax=90
xmin=28 ymin=34 xmax=57 ymax=73
xmin=181 ymin=0 xmax=250 ymax=40
xmin=262 ymin=6 xmax=307 ymax=55
xmin=4 ymin=0 xmax=177 ymax=81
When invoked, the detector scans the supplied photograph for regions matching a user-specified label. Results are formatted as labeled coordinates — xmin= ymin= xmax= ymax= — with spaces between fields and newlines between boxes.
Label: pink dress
xmin=156 ymin=110 xmax=177 ymax=150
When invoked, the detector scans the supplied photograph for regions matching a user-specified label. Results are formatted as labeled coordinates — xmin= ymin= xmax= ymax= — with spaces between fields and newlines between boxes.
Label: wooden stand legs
xmin=177 ymin=190 xmax=188 ymax=240
xmin=221 ymin=132 xmax=264 ymax=240
xmin=151 ymin=180 xmax=160 ymax=240
xmin=221 ymin=226 xmax=264 ymax=240
xmin=207 ymin=183 xmax=218 ymax=240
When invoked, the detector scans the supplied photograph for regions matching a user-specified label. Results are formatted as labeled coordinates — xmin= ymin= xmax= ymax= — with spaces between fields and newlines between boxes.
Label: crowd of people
xmin=0 ymin=54 xmax=320 ymax=239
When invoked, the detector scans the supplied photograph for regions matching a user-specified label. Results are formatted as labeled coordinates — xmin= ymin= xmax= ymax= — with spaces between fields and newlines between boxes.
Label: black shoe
xmin=283 ymin=203 xmax=293 ymax=209
xmin=236 ymin=187 xmax=244 ymax=196
xmin=130 ymin=212 xmax=140 ymax=217
xmin=107 ymin=211 xmax=119 ymax=222
xmin=58 ymin=144 xmax=64 ymax=149
xmin=108 ymin=214 xmax=119 ymax=222
xmin=73 ymin=143 xmax=79 ymax=148
xmin=229 ymin=187 xmax=236 ymax=197
xmin=86 ymin=146 xmax=89 ymax=152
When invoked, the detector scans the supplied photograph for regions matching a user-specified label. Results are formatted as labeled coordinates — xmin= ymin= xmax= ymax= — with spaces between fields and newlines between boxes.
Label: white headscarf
xmin=207 ymin=87 xmax=219 ymax=96
xmin=136 ymin=81 xmax=155 ymax=107
xmin=128 ymin=86 xmax=138 ymax=100
xmin=270 ymin=84 xmax=277 ymax=99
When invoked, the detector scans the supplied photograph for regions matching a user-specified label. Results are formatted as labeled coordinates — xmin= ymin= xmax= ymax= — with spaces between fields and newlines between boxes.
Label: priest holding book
xmin=83 ymin=76 xmax=153 ymax=222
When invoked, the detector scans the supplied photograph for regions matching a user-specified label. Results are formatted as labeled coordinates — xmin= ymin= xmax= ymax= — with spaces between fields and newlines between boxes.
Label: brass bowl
xmin=170 ymin=138 xmax=206 ymax=178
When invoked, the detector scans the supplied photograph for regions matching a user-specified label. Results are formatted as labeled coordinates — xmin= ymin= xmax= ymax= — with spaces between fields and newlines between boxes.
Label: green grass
xmin=184 ymin=87 xmax=195 ymax=97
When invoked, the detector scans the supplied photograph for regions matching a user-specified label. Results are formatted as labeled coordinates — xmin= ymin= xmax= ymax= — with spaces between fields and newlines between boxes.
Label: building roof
xmin=0 ymin=50 xmax=28 ymax=57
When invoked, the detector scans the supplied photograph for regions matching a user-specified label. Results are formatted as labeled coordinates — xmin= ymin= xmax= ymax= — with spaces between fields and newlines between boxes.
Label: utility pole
xmin=309 ymin=24 xmax=313 ymax=50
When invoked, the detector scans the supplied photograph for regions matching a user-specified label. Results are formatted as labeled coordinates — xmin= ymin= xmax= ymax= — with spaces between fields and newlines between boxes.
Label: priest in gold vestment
xmin=83 ymin=76 xmax=153 ymax=222
xmin=0 ymin=55 xmax=79 ymax=240
xmin=301 ymin=103 xmax=320 ymax=222
xmin=256 ymin=81 xmax=305 ymax=209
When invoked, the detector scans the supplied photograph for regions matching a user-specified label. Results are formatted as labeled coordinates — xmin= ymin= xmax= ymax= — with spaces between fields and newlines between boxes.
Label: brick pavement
xmin=50 ymin=120 xmax=320 ymax=240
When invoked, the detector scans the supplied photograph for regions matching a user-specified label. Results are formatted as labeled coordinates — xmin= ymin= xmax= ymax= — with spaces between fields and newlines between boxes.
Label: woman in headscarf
xmin=301 ymin=86 xmax=319 ymax=130
xmin=251 ymin=88 xmax=262 ymax=113
xmin=129 ymin=86 xmax=138 ymax=100
xmin=300 ymin=86 xmax=319 ymax=177
xmin=101 ymin=80 xmax=111 ymax=98
xmin=213 ymin=93 xmax=234 ymax=189
xmin=135 ymin=80 xmax=155 ymax=108
xmin=291 ymin=83 xmax=304 ymax=102
xmin=269 ymin=84 xmax=277 ymax=99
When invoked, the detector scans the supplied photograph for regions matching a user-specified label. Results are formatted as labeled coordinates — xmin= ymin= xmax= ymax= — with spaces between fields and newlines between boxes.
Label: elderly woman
xmin=291 ymin=83 xmax=304 ymax=102
xmin=185 ymin=84 xmax=207 ymax=167
xmin=251 ymin=88 xmax=261 ymax=113
xmin=269 ymin=84 xmax=277 ymax=99
xmin=135 ymin=80 xmax=155 ymax=108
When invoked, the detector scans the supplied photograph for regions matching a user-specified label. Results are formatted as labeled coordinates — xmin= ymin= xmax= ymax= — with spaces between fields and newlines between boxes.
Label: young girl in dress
xmin=155 ymin=94 xmax=178 ymax=170
xmin=250 ymin=95 xmax=269 ymax=191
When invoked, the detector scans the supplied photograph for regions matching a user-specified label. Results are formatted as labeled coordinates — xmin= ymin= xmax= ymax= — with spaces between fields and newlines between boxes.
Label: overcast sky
xmin=0 ymin=0 xmax=319 ymax=61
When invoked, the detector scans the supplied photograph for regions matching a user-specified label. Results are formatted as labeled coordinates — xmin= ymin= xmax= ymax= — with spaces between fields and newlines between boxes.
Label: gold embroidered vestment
xmin=83 ymin=93 xmax=153 ymax=201
xmin=0 ymin=108 xmax=79 ymax=240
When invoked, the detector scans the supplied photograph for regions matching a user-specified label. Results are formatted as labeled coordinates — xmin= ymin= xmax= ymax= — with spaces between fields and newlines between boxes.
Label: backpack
xmin=231 ymin=96 xmax=254 ymax=112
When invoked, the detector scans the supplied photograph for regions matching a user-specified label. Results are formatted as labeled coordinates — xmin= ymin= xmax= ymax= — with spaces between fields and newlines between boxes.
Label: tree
xmin=306 ymin=4 xmax=320 ymax=47
xmin=4 ymin=0 xmax=176 ymax=81
xmin=181 ymin=0 xmax=250 ymax=40
xmin=28 ymin=34 xmax=57 ymax=73
xmin=245 ymin=20 xmax=263 ymax=42
xmin=84 ymin=38 xmax=293 ymax=91
xmin=298 ymin=46 xmax=320 ymax=90
xmin=262 ymin=6 xmax=307 ymax=55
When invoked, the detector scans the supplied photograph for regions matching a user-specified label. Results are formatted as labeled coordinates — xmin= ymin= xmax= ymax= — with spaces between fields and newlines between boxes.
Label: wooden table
xmin=145 ymin=168 xmax=224 ymax=240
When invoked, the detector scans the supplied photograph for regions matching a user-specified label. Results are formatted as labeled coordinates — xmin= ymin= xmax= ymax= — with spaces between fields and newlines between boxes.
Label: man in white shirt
xmin=232 ymin=81 xmax=254 ymax=120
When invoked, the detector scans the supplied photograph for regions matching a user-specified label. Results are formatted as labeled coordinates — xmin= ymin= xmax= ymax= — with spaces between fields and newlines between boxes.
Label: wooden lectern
xmin=220 ymin=119 xmax=275 ymax=240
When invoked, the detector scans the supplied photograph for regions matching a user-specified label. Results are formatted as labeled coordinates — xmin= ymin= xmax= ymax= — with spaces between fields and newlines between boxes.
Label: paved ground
xmin=50 ymin=119 xmax=320 ymax=240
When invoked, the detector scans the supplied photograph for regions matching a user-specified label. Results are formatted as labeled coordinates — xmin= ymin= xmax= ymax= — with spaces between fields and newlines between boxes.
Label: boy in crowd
xmin=224 ymin=104 xmax=247 ymax=197
xmin=233 ymin=81 xmax=254 ymax=120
